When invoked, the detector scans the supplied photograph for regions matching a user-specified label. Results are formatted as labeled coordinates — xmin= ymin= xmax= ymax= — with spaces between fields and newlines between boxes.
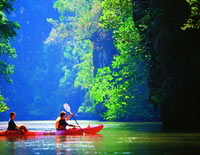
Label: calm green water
xmin=0 ymin=121 xmax=200 ymax=154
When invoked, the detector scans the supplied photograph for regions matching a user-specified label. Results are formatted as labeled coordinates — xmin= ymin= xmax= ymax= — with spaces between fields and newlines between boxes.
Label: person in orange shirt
xmin=55 ymin=111 xmax=76 ymax=130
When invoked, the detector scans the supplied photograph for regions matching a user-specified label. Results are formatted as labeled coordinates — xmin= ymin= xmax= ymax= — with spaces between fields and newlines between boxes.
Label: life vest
xmin=55 ymin=116 xmax=60 ymax=129
xmin=55 ymin=114 xmax=71 ymax=129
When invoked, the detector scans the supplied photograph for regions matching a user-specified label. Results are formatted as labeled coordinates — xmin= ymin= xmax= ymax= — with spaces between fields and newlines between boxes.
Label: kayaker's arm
xmin=68 ymin=124 xmax=79 ymax=128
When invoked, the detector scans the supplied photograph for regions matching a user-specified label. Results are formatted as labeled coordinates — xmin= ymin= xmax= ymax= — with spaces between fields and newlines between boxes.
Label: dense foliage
xmin=0 ymin=0 xmax=19 ymax=112
xmin=90 ymin=0 xmax=152 ymax=121
xmin=146 ymin=0 xmax=200 ymax=130
xmin=45 ymin=0 xmax=101 ymax=115
xmin=1 ymin=0 xmax=199 ymax=129
xmin=45 ymin=0 xmax=159 ymax=121
xmin=182 ymin=0 xmax=200 ymax=30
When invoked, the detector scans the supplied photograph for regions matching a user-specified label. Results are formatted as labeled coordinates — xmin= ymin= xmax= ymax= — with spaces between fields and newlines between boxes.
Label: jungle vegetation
xmin=0 ymin=0 xmax=20 ymax=112
xmin=45 ymin=0 xmax=159 ymax=121
xmin=0 ymin=0 xmax=199 ymax=130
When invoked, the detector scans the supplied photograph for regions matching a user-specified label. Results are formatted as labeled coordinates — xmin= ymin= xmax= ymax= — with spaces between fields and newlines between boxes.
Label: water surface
xmin=0 ymin=121 xmax=200 ymax=154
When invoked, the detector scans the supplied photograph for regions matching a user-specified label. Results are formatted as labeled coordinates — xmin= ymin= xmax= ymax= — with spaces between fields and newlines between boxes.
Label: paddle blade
xmin=63 ymin=103 xmax=71 ymax=113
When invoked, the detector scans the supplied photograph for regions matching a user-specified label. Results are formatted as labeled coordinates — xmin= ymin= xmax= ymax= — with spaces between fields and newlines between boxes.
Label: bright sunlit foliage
xmin=45 ymin=0 xmax=158 ymax=121
xmin=90 ymin=0 xmax=149 ymax=120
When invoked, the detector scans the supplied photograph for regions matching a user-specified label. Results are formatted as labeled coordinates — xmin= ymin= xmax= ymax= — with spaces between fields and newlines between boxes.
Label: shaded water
xmin=0 ymin=121 xmax=200 ymax=154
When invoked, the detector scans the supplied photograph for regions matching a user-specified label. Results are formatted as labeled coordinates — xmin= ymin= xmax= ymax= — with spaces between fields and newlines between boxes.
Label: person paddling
xmin=7 ymin=112 xmax=28 ymax=133
xmin=56 ymin=111 xmax=77 ymax=130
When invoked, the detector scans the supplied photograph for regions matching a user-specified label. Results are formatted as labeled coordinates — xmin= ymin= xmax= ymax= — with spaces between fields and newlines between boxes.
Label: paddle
xmin=63 ymin=103 xmax=84 ymax=135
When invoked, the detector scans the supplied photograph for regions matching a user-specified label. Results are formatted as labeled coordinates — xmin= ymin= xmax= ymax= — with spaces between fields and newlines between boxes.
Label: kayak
xmin=0 ymin=124 xmax=103 ymax=136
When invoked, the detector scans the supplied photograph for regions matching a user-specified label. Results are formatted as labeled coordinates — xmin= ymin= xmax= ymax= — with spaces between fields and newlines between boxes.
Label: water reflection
xmin=0 ymin=134 xmax=103 ymax=155
xmin=55 ymin=134 xmax=103 ymax=155
xmin=1 ymin=121 xmax=200 ymax=154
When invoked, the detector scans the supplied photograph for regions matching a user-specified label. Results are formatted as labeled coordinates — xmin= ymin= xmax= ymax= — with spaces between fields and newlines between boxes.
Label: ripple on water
xmin=1 ymin=121 xmax=200 ymax=155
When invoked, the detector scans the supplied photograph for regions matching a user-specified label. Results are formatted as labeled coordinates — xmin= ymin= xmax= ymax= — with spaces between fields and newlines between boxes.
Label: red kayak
xmin=0 ymin=124 xmax=103 ymax=136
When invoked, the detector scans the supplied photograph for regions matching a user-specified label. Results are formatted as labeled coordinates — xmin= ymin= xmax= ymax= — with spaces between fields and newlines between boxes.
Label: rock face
xmin=147 ymin=0 xmax=200 ymax=130
xmin=91 ymin=31 xmax=117 ymax=76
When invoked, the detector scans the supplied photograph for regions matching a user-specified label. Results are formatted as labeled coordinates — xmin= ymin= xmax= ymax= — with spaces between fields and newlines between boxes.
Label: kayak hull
xmin=0 ymin=124 xmax=103 ymax=136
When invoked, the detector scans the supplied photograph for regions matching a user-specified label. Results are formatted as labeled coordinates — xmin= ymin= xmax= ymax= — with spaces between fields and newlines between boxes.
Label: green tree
xmin=0 ymin=0 xmax=20 ymax=112
xmin=90 ymin=0 xmax=153 ymax=121
xmin=46 ymin=0 xmax=159 ymax=121
xmin=46 ymin=0 xmax=102 ymax=113
xmin=182 ymin=0 xmax=200 ymax=30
